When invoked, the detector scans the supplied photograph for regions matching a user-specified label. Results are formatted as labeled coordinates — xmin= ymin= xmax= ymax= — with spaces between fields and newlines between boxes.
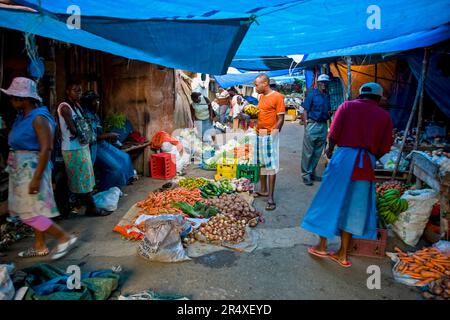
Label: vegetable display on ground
xmin=136 ymin=188 xmax=203 ymax=215
xmin=394 ymin=246 xmax=450 ymax=286
xmin=184 ymin=193 xmax=261 ymax=245
xmin=177 ymin=177 xmax=210 ymax=188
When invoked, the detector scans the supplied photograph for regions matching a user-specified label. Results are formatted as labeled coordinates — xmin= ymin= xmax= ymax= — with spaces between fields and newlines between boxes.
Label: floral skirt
xmin=6 ymin=151 xmax=59 ymax=221
xmin=62 ymin=145 xmax=95 ymax=193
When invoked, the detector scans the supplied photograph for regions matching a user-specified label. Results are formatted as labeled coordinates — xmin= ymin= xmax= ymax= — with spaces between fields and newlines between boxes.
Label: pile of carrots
xmin=395 ymin=246 xmax=450 ymax=286
xmin=136 ymin=188 xmax=204 ymax=216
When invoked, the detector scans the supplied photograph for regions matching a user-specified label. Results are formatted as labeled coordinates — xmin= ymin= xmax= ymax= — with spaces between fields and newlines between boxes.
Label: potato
xmin=422 ymin=292 xmax=434 ymax=300
xmin=433 ymin=286 xmax=444 ymax=296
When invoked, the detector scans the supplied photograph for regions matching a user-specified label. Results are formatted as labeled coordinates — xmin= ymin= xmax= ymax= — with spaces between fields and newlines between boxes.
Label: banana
xmin=400 ymin=199 xmax=409 ymax=212
xmin=382 ymin=193 xmax=400 ymax=202
xmin=392 ymin=199 xmax=402 ymax=215
xmin=384 ymin=189 xmax=401 ymax=197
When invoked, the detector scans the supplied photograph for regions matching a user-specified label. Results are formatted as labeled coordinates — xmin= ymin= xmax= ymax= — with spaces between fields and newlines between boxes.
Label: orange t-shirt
xmin=257 ymin=91 xmax=285 ymax=134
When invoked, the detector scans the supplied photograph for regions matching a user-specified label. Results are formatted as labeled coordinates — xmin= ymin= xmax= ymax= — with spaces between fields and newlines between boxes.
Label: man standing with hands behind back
xmin=301 ymin=74 xmax=331 ymax=186
xmin=253 ymin=74 xmax=285 ymax=211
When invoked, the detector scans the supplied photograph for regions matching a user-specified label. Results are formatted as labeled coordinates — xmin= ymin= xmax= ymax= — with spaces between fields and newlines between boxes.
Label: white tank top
xmin=192 ymin=96 xmax=210 ymax=120
xmin=57 ymin=102 xmax=85 ymax=151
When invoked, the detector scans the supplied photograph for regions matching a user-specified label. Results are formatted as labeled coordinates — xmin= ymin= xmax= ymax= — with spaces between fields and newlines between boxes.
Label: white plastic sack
xmin=0 ymin=264 xmax=15 ymax=300
xmin=392 ymin=189 xmax=439 ymax=246
xmin=93 ymin=187 xmax=123 ymax=211
xmin=160 ymin=142 xmax=176 ymax=153
xmin=386 ymin=254 xmax=423 ymax=287
xmin=137 ymin=215 xmax=191 ymax=262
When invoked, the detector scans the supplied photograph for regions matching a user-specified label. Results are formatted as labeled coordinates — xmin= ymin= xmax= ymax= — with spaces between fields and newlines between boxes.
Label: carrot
xmin=413 ymin=255 xmax=427 ymax=263
xmin=413 ymin=266 xmax=427 ymax=273
xmin=415 ymin=278 xmax=435 ymax=286
xmin=427 ymin=262 xmax=446 ymax=272
xmin=420 ymin=270 xmax=441 ymax=279
xmin=394 ymin=247 xmax=404 ymax=254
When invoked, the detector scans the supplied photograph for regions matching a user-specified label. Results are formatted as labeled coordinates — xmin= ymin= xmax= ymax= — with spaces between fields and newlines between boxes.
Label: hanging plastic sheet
xmin=407 ymin=50 xmax=450 ymax=119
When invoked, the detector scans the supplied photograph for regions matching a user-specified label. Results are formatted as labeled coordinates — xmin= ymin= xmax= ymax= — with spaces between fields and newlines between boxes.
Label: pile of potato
xmin=192 ymin=214 xmax=247 ymax=244
xmin=183 ymin=194 xmax=261 ymax=245
xmin=422 ymin=277 xmax=450 ymax=300
xmin=205 ymin=193 xmax=260 ymax=223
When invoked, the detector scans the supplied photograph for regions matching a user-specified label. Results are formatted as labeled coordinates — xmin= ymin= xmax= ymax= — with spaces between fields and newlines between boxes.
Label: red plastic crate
xmin=347 ymin=228 xmax=387 ymax=259
xmin=150 ymin=153 xmax=176 ymax=180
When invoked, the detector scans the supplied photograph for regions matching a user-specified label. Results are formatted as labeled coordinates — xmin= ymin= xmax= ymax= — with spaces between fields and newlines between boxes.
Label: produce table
xmin=411 ymin=151 xmax=450 ymax=240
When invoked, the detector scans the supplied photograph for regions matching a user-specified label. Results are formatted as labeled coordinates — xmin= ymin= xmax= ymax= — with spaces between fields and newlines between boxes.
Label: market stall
xmin=113 ymin=176 xmax=263 ymax=262
xmin=410 ymin=151 xmax=450 ymax=240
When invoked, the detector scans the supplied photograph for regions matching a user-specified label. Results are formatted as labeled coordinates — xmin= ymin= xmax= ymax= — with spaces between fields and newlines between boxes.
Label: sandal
xmin=265 ymin=201 xmax=276 ymax=211
xmin=18 ymin=247 xmax=50 ymax=258
xmin=307 ymin=247 xmax=332 ymax=258
xmin=253 ymin=192 xmax=269 ymax=198
xmin=328 ymin=254 xmax=352 ymax=268
xmin=52 ymin=236 xmax=78 ymax=260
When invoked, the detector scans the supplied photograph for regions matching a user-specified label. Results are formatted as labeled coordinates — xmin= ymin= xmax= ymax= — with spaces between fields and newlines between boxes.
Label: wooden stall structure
xmin=411 ymin=151 xmax=450 ymax=241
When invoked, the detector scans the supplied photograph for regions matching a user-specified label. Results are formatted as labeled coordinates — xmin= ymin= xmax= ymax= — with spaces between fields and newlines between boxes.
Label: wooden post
xmin=374 ymin=63 xmax=378 ymax=82
xmin=413 ymin=49 xmax=430 ymax=150
xmin=392 ymin=48 xmax=429 ymax=179
xmin=334 ymin=61 xmax=347 ymax=99
xmin=346 ymin=57 xmax=352 ymax=100
xmin=407 ymin=49 xmax=430 ymax=182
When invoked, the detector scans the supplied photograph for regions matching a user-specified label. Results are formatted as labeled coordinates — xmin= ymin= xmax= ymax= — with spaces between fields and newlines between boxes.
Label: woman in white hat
xmin=1 ymin=77 xmax=77 ymax=259
xmin=216 ymin=90 xmax=231 ymax=124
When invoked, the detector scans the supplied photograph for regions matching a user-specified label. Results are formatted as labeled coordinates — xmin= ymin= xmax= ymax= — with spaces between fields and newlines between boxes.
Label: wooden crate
xmin=348 ymin=229 xmax=388 ymax=258
xmin=374 ymin=169 xmax=408 ymax=182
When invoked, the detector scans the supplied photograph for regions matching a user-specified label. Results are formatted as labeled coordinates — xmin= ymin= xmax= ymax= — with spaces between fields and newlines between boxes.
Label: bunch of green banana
xmin=376 ymin=189 xmax=409 ymax=224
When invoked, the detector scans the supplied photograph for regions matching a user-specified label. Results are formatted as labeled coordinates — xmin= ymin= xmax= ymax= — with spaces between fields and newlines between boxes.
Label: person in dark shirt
xmin=301 ymin=74 xmax=331 ymax=186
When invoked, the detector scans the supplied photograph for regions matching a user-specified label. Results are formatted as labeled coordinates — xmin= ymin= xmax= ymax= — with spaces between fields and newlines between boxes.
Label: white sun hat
xmin=317 ymin=74 xmax=330 ymax=82
xmin=0 ymin=77 xmax=42 ymax=102
xmin=359 ymin=82 xmax=383 ymax=97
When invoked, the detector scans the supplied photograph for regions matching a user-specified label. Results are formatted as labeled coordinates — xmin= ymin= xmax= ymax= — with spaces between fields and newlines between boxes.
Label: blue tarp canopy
xmin=214 ymin=68 xmax=302 ymax=88
xmin=408 ymin=50 xmax=450 ymax=119
xmin=4 ymin=1 xmax=450 ymax=73
xmin=1 ymin=2 xmax=253 ymax=74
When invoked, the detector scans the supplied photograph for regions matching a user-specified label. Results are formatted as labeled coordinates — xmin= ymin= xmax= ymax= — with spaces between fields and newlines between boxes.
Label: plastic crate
xmin=237 ymin=164 xmax=260 ymax=183
xmin=215 ymin=164 xmax=237 ymax=180
xmin=347 ymin=228 xmax=387 ymax=259
xmin=287 ymin=109 xmax=297 ymax=117
xmin=150 ymin=153 xmax=176 ymax=180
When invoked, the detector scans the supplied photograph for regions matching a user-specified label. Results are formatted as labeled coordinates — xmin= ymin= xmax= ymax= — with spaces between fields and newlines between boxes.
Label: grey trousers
xmin=301 ymin=122 xmax=328 ymax=178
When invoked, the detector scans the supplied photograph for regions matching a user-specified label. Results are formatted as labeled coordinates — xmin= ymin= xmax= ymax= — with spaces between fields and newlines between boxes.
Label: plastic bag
xmin=137 ymin=215 xmax=191 ymax=262
xmin=93 ymin=187 xmax=123 ymax=211
xmin=433 ymin=240 xmax=450 ymax=255
xmin=387 ymin=254 xmax=423 ymax=287
xmin=0 ymin=264 xmax=15 ymax=300
xmin=392 ymin=189 xmax=439 ymax=246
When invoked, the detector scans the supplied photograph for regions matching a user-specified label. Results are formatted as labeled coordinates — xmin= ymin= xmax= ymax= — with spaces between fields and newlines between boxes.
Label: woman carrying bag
xmin=57 ymin=80 xmax=110 ymax=217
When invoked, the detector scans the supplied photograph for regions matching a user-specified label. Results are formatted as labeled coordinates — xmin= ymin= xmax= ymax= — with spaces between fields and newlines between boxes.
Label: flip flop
xmin=265 ymin=202 xmax=276 ymax=211
xmin=328 ymin=254 xmax=352 ymax=268
xmin=18 ymin=247 xmax=50 ymax=258
xmin=307 ymin=247 xmax=332 ymax=258
xmin=52 ymin=236 xmax=78 ymax=260
xmin=253 ymin=192 xmax=269 ymax=198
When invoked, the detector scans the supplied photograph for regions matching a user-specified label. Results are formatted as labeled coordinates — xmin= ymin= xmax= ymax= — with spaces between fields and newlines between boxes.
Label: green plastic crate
xmin=237 ymin=164 xmax=260 ymax=183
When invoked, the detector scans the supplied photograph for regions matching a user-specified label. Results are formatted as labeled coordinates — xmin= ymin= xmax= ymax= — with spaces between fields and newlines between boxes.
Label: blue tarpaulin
xmin=214 ymin=68 xmax=302 ymax=88
xmin=2 ymin=2 xmax=253 ymax=74
xmin=407 ymin=51 xmax=450 ymax=119
xmin=4 ymin=1 xmax=450 ymax=73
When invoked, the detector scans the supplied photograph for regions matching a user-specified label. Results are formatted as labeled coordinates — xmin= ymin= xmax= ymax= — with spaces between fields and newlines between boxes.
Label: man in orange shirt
xmin=253 ymin=74 xmax=285 ymax=211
